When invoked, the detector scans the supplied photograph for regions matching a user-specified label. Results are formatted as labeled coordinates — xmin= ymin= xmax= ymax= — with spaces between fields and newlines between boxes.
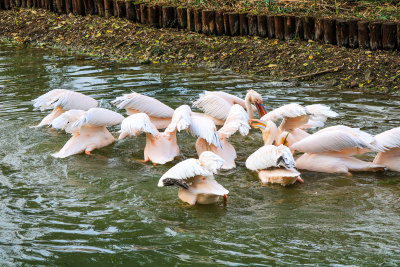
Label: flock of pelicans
xmin=32 ymin=89 xmax=400 ymax=205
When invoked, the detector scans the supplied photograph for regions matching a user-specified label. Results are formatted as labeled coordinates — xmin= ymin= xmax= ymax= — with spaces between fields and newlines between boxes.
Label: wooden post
xmin=113 ymin=0 xmax=118 ymax=17
xmin=323 ymin=18 xmax=336 ymax=44
xmin=21 ymin=0 xmax=26 ymax=7
xmin=248 ymin=14 xmax=257 ymax=36
xmin=162 ymin=6 xmax=176 ymax=28
xmin=177 ymin=7 xmax=187 ymax=29
xmin=315 ymin=17 xmax=324 ymax=42
xmin=215 ymin=11 xmax=225 ymax=35
xmin=187 ymin=8 xmax=195 ymax=31
xmin=26 ymin=0 xmax=32 ymax=8
xmin=116 ymin=0 xmax=125 ymax=18
xmin=223 ymin=13 xmax=230 ymax=36
xmin=284 ymin=16 xmax=295 ymax=40
xmin=295 ymin=16 xmax=304 ymax=39
xmin=257 ymin=14 xmax=267 ymax=38
xmin=267 ymin=15 xmax=275 ymax=39
xmin=398 ymin=23 xmax=400 ymax=51
xmin=125 ymin=1 xmax=136 ymax=21
xmin=336 ymin=19 xmax=349 ymax=47
xmin=239 ymin=13 xmax=249 ymax=36
xmin=303 ymin=16 xmax=314 ymax=40
xmin=229 ymin=13 xmax=240 ymax=36
xmin=382 ymin=22 xmax=397 ymax=50
xmin=140 ymin=4 xmax=147 ymax=24
xmin=65 ymin=0 xmax=72 ymax=13
xmin=55 ymin=0 xmax=65 ymax=13
xmin=148 ymin=5 xmax=160 ymax=28
xmin=194 ymin=8 xmax=202 ymax=33
xmin=134 ymin=4 xmax=141 ymax=22
xmin=358 ymin=21 xmax=370 ymax=49
xmin=348 ymin=20 xmax=358 ymax=48
xmin=85 ymin=0 xmax=95 ymax=15
xmin=369 ymin=22 xmax=382 ymax=50
xmin=97 ymin=0 xmax=105 ymax=16
xmin=274 ymin=15 xmax=284 ymax=40
xmin=202 ymin=10 xmax=215 ymax=35
xmin=104 ymin=0 xmax=113 ymax=17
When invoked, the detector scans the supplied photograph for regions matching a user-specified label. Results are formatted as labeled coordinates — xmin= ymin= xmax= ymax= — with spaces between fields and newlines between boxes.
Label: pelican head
xmin=245 ymin=90 xmax=267 ymax=117
xmin=249 ymin=119 xmax=278 ymax=145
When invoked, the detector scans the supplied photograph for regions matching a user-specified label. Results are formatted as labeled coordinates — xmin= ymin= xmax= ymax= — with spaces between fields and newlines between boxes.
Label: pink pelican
xmin=246 ymin=144 xmax=302 ymax=186
xmin=158 ymin=151 xmax=229 ymax=205
xmin=51 ymin=108 xmax=124 ymax=158
xmin=196 ymin=104 xmax=250 ymax=169
xmin=33 ymin=89 xmax=98 ymax=127
xmin=372 ymin=127 xmax=400 ymax=172
xmin=119 ymin=105 xmax=222 ymax=164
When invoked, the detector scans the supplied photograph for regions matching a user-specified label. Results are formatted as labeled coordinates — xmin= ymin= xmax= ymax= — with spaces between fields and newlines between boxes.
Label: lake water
xmin=0 ymin=45 xmax=399 ymax=266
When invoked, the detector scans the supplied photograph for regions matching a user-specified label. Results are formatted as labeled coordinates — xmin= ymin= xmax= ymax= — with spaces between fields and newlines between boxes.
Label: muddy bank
xmin=1 ymin=9 xmax=399 ymax=93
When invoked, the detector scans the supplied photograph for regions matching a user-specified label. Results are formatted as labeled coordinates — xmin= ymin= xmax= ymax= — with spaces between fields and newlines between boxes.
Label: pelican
xmin=33 ymin=89 xmax=98 ymax=127
xmin=196 ymin=104 xmax=250 ymax=169
xmin=372 ymin=127 xmax=400 ymax=172
xmin=51 ymin=108 xmax=124 ymax=158
xmin=158 ymin=151 xmax=229 ymax=205
xmin=119 ymin=105 xmax=222 ymax=164
xmin=290 ymin=125 xmax=386 ymax=174
xmin=246 ymin=144 xmax=302 ymax=186
xmin=193 ymin=90 xmax=266 ymax=122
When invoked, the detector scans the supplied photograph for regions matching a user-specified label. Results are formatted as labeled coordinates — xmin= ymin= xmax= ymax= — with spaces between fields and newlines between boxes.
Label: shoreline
xmin=1 ymin=9 xmax=399 ymax=93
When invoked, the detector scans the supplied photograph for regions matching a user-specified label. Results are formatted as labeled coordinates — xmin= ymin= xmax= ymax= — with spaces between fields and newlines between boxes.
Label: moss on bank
xmin=0 ymin=9 xmax=399 ymax=93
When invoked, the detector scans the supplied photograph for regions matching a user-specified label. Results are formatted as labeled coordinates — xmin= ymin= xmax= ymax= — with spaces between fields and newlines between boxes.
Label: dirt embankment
xmin=1 ymin=9 xmax=399 ymax=93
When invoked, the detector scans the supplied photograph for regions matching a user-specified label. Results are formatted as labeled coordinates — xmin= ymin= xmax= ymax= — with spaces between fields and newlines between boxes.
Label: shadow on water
xmin=0 ymin=45 xmax=400 ymax=265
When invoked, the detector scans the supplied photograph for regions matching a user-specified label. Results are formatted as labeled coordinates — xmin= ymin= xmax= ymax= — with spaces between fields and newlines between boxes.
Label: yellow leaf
xmin=268 ymin=64 xmax=278 ymax=68
xmin=359 ymin=83 xmax=364 ymax=88
xmin=309 ymin=55 xmax=313 ymax=60
xmin=303 ymin=63 xmax=308 ymax=66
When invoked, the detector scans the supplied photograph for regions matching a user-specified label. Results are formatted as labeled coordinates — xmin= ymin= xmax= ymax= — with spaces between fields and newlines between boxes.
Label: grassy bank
xmin=1 ymin=8 xmax=399 ymax=93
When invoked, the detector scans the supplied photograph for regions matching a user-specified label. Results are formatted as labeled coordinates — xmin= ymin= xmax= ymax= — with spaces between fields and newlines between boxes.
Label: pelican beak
xmin=249 ymin=119 xmax=266 ymax=130
xmin=255 ymin=101 xmax=267 ymax=117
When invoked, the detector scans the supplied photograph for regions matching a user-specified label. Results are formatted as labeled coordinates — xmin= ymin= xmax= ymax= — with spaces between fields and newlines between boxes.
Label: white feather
xmin=32 ymin=89 xmax=70 ymax=111
xmin=198 ymin=151 xmax=225 ymax=174
xmin=73 ymin=108 xmax=124 ymax=128
xmin=165 ymin=105 xmax=192 ymax=133
xmin=246 ymin=145 xmax=296 ymax=171
xmin=190 ymin=114 xmax=223 ymax=148
xmin=120 ymin=113 xmax=159 ymax=137
xmin=51 ymin=91 xmax=98 ymax=111
xmin=51 ymin=109 xmax=85 ymax=133
xmin=112 ymin=92 xmax=174 ymax=118
xmin=261 ymin=103 xmax=308 ymax=122
xmin=303 ymin=104 xmax=338 ymax=129
xmin=218 ymin=104 xmax=250 ymax=138
xmin=374 ymin=127 xmax=400 ymax=149
xmin=192 ymin=91 xmax=241 ymax=121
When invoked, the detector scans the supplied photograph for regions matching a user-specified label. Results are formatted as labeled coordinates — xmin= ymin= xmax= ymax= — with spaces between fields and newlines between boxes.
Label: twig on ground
xmin=282 ymin=64 xmax=345 ymax=81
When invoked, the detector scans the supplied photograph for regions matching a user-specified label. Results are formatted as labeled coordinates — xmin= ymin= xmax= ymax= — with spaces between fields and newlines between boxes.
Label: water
xmin=0 ymin=45 xmax=400 ymax=266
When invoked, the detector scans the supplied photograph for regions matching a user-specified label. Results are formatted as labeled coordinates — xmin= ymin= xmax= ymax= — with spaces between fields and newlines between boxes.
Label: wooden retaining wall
xmin=1 ymin=0 xmax=399 ymax=51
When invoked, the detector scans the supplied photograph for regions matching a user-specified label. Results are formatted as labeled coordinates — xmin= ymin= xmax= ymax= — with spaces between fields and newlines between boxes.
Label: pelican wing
xmin=261 ymin=103 xmax=310 ymax=131
xmin=73 ymin=108 xmax=124 ymax=128
xmin=189 ymin=177 xmax=229 ymax=196
xmin=374 ymin=127 xmax=400 ymax=149
xmin=52 ymin=91 xmax=98 ymax=111
xmin=193 ymin=91 xmax=248 ymax=120
xmin=33 ymin=89 xmax=70 ymax=111
xmin=119 ymin=113 xmax=159 ymax=139
xmin=112 ymin=92 xmax=174 ymax=118
xmin=190 ymin=114 xmax=223 ymax=148
xmin=218 ymin=104 xmax=250 ymax=138
xmin=51 ymin=109 xmax=85 ymax=133
xmin=246 ymin=145 xmax=296 ymax=170
xmin=302 ymin=104 xmax=338 ymax=129
xmin=158 ymin=158 xmax=211 ymax=187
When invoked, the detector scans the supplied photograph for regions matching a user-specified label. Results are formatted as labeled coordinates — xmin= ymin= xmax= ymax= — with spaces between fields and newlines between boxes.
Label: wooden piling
xmin=21 ymin=0 xmax=26 ymax=8
xmin=26 ymin=0 xmax=32 ymax=8
xmin=223 ymin=13 xmax=230 ymax=36
xmin=267 ymin=15 xmax=275 ymax=38
xmin=295 ymin=16 xmax=304 ymax=39
xmin=148 ymin=5 xmax=160 ymax=28
xmin=65 ymin=0 xmax=72 ymax=13
xmin=284 ymin=16 xmax=295 ymax=40
xmin=84 ymin=0 xmax=95 ymax=15
xmin=336 ymin=19 xmax=349 ymax=47
xmin=194 ymin=8 xmax=202 ymax=33
xmin=398 ymin=23 xmax=400 ymax=51
xmin=125 ymin=1 xmax=136 ymax=21
xmin=215 ymin=11 xmax=225 ymax=35
xmin=358 ymin=21 xmax=370 ymax=49
xmin=162 ymin=6 xmax=176 ymax=28
xmin=134 ymin=3 xmax=141 ymax=22
xmin=315 ymin=17 xmax=324 ymax=42
xmin=348 ymin=19 xmax=358 ymax=48
xmin=97 ymin=0 xmax=105 ymax=16
xmin=229 ymin=13 xmax=240 ymax=36
xmin=104 ymin=0 xmax=113 ymax=17
xmin=202 ymin=10 xmax=215 ymax=35
xmin=369 ymin=22 xmax=382 ymax=50
xmin=382 ymin=22 xmax=397 ymax=50
xmin=323 ymin=18 xmax=336 ymax=44
xmin=303 ymin=16 xmax=314 ymax=40
xmin=239 ymin=13 xmax=249 ymax=36
xmin=248 ymin=14 xmax=257 ymax=36
xmin=113 ymin=0 xmax=118 ymax=16
xmin=187 ymin=8 xmax=195 ymax=31
xmin=257 ymin=14 xmax=267 ymax=38
xmin=55 ymin=0 xmax=65 ymax=13
xmin=140 ymin=4 xmax=148 ymax=24
xmin=274 ymin=15 xmax=284 ymax=40
xmin=177 ymin=7 xmax=187 ymax=29
xmin=116 ymin=0 xmax=125 ymax=18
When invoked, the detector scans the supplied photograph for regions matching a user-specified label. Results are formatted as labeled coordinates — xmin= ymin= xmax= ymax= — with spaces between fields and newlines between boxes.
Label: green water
xmin=0 ymin=45 xmax=400 ymax=266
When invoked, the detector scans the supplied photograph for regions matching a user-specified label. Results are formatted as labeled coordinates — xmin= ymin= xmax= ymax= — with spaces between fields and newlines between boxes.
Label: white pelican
xmin=196 ymin=104 xmax=250 ymax=169
xmin=290 ymin=125 xmax=386 ymax=174
xmin=372 ymin=127 xmax=400 ymax=172
xmin=119 ymin=105 xmax=222 ymax=164
xmin=246 ymin=144 xmax=302 ymax=186
xmin=193 ymin=90 xmax=266 ymax=121
xmin=158 ymin=151 xmax=229 ymax=205
xmin=33 ymin=89 xmax=98 ymax=127
xmin=51 ymin=108 xmax=124 ymax=158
